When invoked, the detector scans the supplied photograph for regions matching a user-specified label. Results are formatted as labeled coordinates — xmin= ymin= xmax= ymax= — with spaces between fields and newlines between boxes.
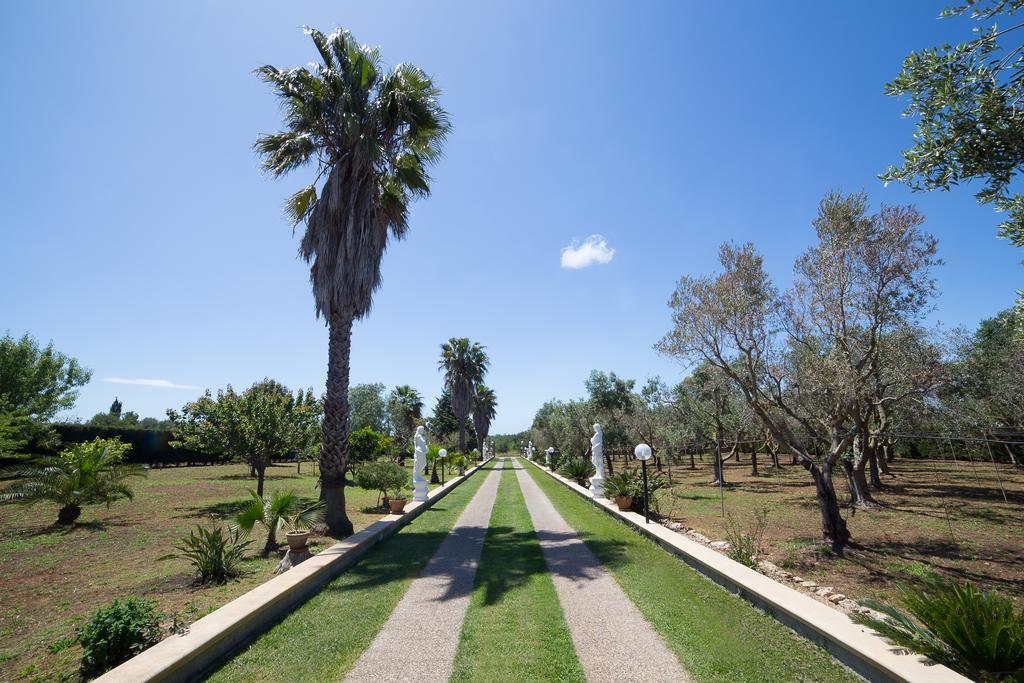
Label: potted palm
xmin=602 ymin=472 xmax=638 ymax=511
xmin=235 ymin=490 xmax=325 ymax=556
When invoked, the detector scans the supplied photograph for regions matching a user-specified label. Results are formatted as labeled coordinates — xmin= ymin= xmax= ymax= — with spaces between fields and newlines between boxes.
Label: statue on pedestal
xmin=589 ymin=423 xmax=606 ymax=497
xmin=412 ymin=426 xmax=429 ymax=502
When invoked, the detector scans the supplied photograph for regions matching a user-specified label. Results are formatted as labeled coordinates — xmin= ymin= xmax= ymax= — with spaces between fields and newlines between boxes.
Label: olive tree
xmin=658 ymin=193 xmax=940 ymax=551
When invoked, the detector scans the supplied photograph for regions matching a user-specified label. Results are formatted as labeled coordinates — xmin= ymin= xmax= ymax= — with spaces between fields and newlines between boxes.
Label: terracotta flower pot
xmin=388 ymin=498 xmax=408 ymax=514
xmin=615 ymin=495 xmax=634 ymax=511
xmin=286 ymin=531 xmax=310 ymax=551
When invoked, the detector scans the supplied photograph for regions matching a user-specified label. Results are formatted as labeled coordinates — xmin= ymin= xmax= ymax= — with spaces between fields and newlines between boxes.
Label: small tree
xmin=0 ymin=437 xmax=144 ymax=524
xmin=168 ymin=379 xmax=320 ymax=496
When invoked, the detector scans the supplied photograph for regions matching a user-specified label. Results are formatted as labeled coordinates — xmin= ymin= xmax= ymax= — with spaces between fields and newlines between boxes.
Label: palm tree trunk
xmin=320 ymin=312 xmax=355 ymax=537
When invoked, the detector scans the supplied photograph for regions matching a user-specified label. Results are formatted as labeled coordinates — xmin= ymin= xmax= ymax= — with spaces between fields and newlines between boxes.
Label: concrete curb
xmin=524 ymin=457 xmax=969 ymax=683
xmin=96 ymin=458 xmax=494 ymax=683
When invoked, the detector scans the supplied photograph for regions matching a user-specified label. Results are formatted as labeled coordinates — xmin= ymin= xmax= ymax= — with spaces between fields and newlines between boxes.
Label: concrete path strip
xmin=514 ymin=463 xmax=690 ymax=683
xmin=344 ymin=460 xmax=504 ymax=683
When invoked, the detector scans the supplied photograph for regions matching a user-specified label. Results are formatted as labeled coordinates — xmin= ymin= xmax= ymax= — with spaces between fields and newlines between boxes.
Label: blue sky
xmin=1 ymin=2 xmax=1020 ymax=434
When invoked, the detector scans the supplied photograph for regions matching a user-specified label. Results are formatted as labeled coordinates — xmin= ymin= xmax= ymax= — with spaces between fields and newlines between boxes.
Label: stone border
xmin=96 ymin=459 xmax=494 ymax=683
xmin=524 ymin=457 xmax=968 ymax=683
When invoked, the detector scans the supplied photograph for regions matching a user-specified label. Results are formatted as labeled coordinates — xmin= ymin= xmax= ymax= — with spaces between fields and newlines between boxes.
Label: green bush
xmin=175 ymin=525 xmax=252 ymax=584
xmin=559 ymin=458 xmax=595 ymax=486
xmin=854 ymin=579 xmax=1024 ymax=682
xmin=77 ymin=597 xmax=163 ymax=677
xmin=354 ymin=461 xmax=408 ymax=506
xmin=547 ymin=451 xmax=563 ymax=471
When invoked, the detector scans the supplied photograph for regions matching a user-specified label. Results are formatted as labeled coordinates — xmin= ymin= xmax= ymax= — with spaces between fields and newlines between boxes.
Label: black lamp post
xmin=634 ymin=443 xmax=653 ymax=524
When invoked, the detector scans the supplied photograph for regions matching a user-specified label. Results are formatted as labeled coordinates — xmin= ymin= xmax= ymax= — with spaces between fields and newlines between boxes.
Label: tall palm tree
xmin=387 ymin=385 xmax=423 ymax=460
xmin=471 ymin=384 xmax=497 ymax=459
xmin=255 ymin=28 xmax=450 ymax=536
xmin=438 ymin=338 xmax=489 ymax=454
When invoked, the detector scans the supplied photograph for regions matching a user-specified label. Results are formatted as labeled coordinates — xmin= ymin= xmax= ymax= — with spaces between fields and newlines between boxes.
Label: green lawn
xmin=208 ymin=460 xmax=497 ymax=682
xmin=523 ymin=460 xmax=860 ymax=683
xmin=451 ymin=464 xmax=585 ymax=683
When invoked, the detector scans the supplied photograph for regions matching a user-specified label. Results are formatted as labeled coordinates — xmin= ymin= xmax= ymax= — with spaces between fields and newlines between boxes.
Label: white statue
xmin=527 ymin=440 xmax=535 ymax=460
xmin=589 ymin=423 xmax=606 ymax=497
xmin=412 ymin=426 xmax=428 ymax=502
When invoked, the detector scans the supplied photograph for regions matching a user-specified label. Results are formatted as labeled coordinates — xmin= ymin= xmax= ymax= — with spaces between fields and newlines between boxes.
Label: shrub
xmin=724 ymin=507 xmax=770 ymax=567
xmin=854 ymin=579 xmax=1024 ymax=682
xmin=559 ymin=458 xmax=595 ymax=486
xmin=0 ymin=437 xmax=145 ymax=524
xmin=547 ymin=451 xmax=563 ymax=471
xmin=175 ymin=525 xmax=252 ymax=584
xmin=354 ymin=461 xmax=409 ymax=506
xmin=77 ymin=597 xmax=163 ymax=677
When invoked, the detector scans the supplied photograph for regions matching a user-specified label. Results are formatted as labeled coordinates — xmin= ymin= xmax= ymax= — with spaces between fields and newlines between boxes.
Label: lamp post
xmin=634 ymin=443 xmax=653 ymax=524
xmin=438 ymin=448 xmax=447 ymax=485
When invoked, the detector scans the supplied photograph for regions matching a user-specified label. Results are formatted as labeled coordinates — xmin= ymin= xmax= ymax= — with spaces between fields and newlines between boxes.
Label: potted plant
xmin=602 ymin=472 xmax=637 ymax=511
xmin=355 ymin=461 xmax=409 ymax=512
xmin=235 ymin=490 xmax=324 ymax=555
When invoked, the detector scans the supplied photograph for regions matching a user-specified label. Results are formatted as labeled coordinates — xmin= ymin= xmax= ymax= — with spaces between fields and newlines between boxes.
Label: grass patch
xmin=523 ymin=460 xmax=859 ymax=683
xmin=208 ymin=461 xmax=497 ymax=682
xmin=451 ymin=463 xmax=584 ymax=683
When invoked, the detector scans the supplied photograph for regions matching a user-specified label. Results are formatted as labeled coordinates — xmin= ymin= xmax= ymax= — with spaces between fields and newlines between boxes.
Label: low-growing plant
xmin=76 ymin=597 xmax=163 ymax=677
xmin=174 ymin=525 xmax=252 ymax=584
xmin=724 ymin=507 xmax=771 ymax=567
xmin=854 ymin=579 xmax=1024 ymax=682
xmin=602 ymin=471 xmax=640 ymax=499
xmin=235 ymin=489 xmax=324 ymax=555
xmin=547 ymin=451 xmax=563 ymax=471
xmin=559 ymin=458 xmax=595 ymax=486
xmin=0 ymin=437 xmax=145 ymax=524
xmin=354 ymin=461 xmax=409 ymax=507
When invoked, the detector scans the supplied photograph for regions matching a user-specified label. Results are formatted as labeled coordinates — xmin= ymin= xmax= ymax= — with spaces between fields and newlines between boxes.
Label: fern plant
xmin=559 ymin=458 xmax=595 ymax=486
xmin=174 ymin=525 xmax=252 ymax=584
xmin=854 ymin=579 xmax=1024 ymax=682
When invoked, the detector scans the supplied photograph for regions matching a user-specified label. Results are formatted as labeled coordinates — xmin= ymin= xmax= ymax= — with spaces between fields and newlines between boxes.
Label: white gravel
xmin=344 ymin=461 xmax=504 ymax=683
xmin=514 ymin=464 xmax=690 ymax=682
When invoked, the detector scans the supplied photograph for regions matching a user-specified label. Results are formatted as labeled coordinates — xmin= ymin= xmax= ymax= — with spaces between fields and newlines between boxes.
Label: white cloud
xmin=560 ymin=234 xmax=616 ymax=269
xmin=103 ymin=377 xmax=202 ymax=391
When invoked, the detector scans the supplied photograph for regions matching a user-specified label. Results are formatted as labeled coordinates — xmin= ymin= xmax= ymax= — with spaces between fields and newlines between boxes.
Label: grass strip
xmin=523 ymin=461 xmax=860 ymax=683
xmin=451 ymin=464 xmax=585 ymax=683
xmin=208 ymin=461 xmax=498 ymax=682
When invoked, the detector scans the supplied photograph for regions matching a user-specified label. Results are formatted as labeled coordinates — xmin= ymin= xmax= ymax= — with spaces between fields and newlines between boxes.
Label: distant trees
xmin=348 ymin=383 xmax=388 ymax=433
xmin=255 ymin=27 xmax=450 ymax=536
xmin=0 ymin=333 xmax=91 ymax=450
xmin=438 ymin=338 xmax=489 ymax=454
xmin=387 ymin=385 xmax=423 ymax=460
xmin=471 ymin=385 xmax=497 ymax=457
xmin=88 ymin=398 xmax=172 ymax=430
xmin=168 ymin=380 xmax=320 ymax=496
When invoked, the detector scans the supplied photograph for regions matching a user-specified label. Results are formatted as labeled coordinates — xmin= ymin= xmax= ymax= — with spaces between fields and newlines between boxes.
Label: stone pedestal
xmin=412 ymin=479 xmax=428 ymax=502
xmin=589 ymin=475 xmax=605 ymax=498
xmin=274 ymin=546 xmax=312 ymax=574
